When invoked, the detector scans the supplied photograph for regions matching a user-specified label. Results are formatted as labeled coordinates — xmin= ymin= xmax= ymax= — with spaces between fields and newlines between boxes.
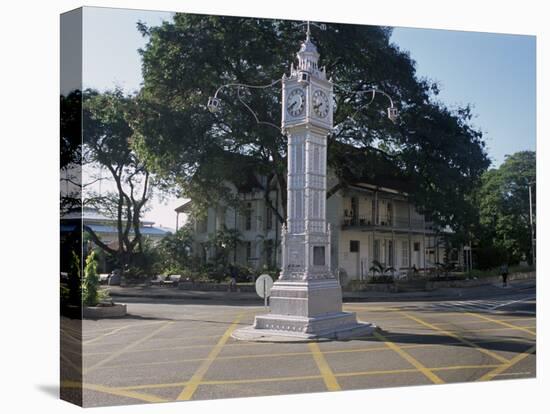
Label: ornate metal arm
xmin=207 ymin=79 xmax=283 ymax=131
xmin=334 ymin=84 xmax=399 ymax=123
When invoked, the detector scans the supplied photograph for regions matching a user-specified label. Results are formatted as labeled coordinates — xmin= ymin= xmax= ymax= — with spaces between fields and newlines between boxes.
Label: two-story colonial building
xmin=176 ymin=149 xmax=462 ymax=283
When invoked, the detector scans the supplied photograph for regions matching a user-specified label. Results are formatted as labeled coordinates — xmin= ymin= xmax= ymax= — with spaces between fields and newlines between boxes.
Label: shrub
xmin=82 ymin=251 xmax=110 ymax=306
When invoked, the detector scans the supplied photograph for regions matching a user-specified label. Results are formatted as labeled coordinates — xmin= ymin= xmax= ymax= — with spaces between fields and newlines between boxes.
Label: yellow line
xmin=401 ymin=312 xmax=510 ymax=364
xmin=118 ymin=381 xmax=189 ymax=391
xmin=308 ymin=342 xmax=341 ymax=391
xmin=61 ymin=352 xmax=82 ymax=374
xmin=83 ymin=324 xmax=137 ymax=345
xmin=465 ymin=313 xmax=536 ymax=336
xmin=84 ymin=321 xmax=173 ymax=374
xmin=117 ymin=363 xmax=505 ymax=391
xmin=477 ymin=345 xmax=536 ymax=381
xmin=61 ymin=380 xmax=168 ymax=403
xmin=382 ymin=324 xmax=536 ymax=334
xmin=374 ymin=331 xmax=445 ymax=384
xmin=176 ymin=313 xmax=244 ymax=401
xmin=202 ymin=374 xmax=321 ymax=386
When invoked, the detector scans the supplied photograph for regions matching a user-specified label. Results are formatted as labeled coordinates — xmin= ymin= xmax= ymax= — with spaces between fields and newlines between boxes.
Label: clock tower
xmin=234 ymin=29 xmax=375 ymax=340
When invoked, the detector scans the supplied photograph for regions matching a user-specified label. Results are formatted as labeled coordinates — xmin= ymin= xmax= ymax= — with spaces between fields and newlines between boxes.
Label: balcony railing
xmin=342 ymin=214 xmax=430 ymax=230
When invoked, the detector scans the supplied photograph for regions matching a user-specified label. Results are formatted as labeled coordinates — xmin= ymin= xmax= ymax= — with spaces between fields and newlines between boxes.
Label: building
xmin=176 ymin=155 xmax=462 ymax=283
xmin=61 ymin=207 xmax=172 ymax=271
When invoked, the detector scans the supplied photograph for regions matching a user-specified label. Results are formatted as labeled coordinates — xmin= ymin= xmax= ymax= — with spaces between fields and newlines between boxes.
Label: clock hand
xmin=289 ymin=101 xmax=297 ymax=110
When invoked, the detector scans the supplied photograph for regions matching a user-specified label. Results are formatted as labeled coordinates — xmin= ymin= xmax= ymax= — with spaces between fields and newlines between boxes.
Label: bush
xmin=367 ymin=275 xmax=394 ymax=284
xmin=83 ymin=251 xmax=100 ymax=306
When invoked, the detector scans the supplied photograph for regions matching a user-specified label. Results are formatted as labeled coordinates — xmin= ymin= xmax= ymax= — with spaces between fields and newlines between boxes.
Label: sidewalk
xmin=107 ymin=278 xmax=535 ymax=303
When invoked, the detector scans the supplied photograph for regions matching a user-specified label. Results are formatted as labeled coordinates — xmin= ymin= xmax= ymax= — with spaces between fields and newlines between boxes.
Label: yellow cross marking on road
xmin=464 ymin=312 xmax=536 ymax=336
xmin=373 ymin=331 xmax=445 ymax=384
xmin=177 ymin=313 xmax=245 ymax=400
xmin=61 ymin=380 xmax=168 ymax=403
xmin=308 ymin=342 xmax=341 ymax=391
xmin=84 ymin=321 xmax=174 ymax=374
xmin=477 ymin=345 xmax=536 ymax=381
xmin=400 ymin=312 xmax=510 ymax=364
xmin=113 ymin=363 xmax=505 ymax=391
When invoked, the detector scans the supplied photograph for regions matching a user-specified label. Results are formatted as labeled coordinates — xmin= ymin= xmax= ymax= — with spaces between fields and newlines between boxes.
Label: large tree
xmin=83 ymin=89 xmax=154 ymax=276
xmin=477 ymin=151 xmax=536 ymax=265
xmin=132 ymin=15 xmax=489 ymax=233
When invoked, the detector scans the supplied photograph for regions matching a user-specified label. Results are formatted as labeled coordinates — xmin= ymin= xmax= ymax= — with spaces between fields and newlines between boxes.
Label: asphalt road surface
xmin=61 ymin=284 xmax=536 ymax=407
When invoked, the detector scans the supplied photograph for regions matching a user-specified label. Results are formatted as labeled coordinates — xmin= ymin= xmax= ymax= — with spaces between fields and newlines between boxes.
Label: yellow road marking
xmin=382 ymin=324 xmax=536 ymax=334
xmin=465 ymin=312 xmax=536 ymax=336
xmin=401 ymin=312 xmax=510 ymax=364
xmin=477 ymin=345 xmax=536 ymax=381
xmin=61 ymin=380 xmax=168 ymax=403
xmin=118 ymin=381 xmax=189 ymax=390
xmin=83 ymin=323 xmax=141 ymax=346
xmin=308 ymin=342 xmax=341 ymax=391
xmin=84 ymin=321 xmax=173 ymax=374
xmin=202 ymin=374 xmax=321 ymax=386
xmin=114 ymin=363 xmax=503 ymax=391
xmin=61 ymin=352 xmax=81 ymax=374
xmin=373 ymin=331 xmax=444 ymax=384
xmin=177 ymin=313 xmax=244 ymax=401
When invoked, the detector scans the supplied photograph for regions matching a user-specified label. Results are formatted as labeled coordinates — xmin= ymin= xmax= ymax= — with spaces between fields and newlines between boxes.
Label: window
xmin=265 ymin=240 xmax=273 ymax=267
xmin=387 ymin=202 xmax=393 ymax=225
xmin=387 ymin=240 xmax=394 ymax=266
xmin=266 ymin=207 xmax=273 ymax=230
xmin=313 ymin=246 xmax=325 ymax=266
xmin=350 ymin=240 xmax=359 ymax=253
xmin=401 ymin=241 xmax=409 ymax=266
xmin=245 ymin=241 xmax=252 ymax=260
xmin=245 ymin=202 xmax=252 ymax=230
xmin=414 ymin=242 xmax=420 ymax=252
xmin=374 ymin=240 xmax=380 ymax=261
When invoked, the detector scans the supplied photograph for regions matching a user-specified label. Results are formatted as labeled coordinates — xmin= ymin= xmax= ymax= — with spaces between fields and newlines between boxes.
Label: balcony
xmin=341 ymin=214 xmax=434 ymax=233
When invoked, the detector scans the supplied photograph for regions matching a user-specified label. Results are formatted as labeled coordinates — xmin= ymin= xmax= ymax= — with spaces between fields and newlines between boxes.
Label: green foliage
xmin=83 ymin=251 xmax=100 ymax=306
xmin=67 ymin=251 xmax=81 ymax=306
xmin=477 ymin=151 xmax=535 ymax=264
xmin=132 ymin=16 xmax=489 ymax=232
xmin=369 ymin=260 xmax=395 ymax=277
xmin=157 ymin=225 xmax=195 ymax=273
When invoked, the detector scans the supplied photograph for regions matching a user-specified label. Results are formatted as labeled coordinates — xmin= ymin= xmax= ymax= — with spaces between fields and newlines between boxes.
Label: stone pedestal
xmin=232 ymin=279 xmax=376 ymax=341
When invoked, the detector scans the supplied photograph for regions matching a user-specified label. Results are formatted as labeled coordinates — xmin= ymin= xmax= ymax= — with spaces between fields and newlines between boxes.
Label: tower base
xmin=232 ymin=278 xmax=377 ymax=342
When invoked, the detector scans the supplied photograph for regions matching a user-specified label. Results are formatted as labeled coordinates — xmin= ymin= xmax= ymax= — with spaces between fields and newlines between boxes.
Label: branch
xmin=84 ymin=225 xmax=117 ymax=256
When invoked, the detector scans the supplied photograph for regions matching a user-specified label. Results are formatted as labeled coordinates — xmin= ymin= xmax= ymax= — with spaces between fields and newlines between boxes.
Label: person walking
xmin=500 ymin=263 xmax=509 ymax=287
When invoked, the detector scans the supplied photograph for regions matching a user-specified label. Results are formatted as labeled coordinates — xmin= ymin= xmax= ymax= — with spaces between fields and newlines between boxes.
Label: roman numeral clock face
xmin=313 ymin=89 xmax=329 ymax=118
xmin=286 ymin=88 xmax=305 ymax=117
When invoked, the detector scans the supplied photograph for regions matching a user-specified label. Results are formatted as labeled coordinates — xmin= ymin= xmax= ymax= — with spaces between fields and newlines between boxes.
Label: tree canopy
xmin=83 ymin=88 xmax=154 ymax=275
xmin=132 ymin=15 xmax=489 ymax=232
xmin=477 ymin=151 xmax=535 ymax=265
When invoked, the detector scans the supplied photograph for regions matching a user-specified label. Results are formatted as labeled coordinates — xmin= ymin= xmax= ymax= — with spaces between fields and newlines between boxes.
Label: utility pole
xmin=529 ymin=182 xmax=536 ymax=266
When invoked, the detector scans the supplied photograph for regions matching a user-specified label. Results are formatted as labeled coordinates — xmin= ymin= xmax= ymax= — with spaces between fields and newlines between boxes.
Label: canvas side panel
xmin=60 ymin=7 xmax=83 ymax=407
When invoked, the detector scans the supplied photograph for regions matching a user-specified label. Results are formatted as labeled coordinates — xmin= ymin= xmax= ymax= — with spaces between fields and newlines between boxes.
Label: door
xmin=349 ymin=240 xmax=360 ymax=279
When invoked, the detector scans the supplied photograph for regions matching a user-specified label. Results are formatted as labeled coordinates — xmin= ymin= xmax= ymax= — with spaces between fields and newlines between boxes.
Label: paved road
xmin=61 ymin=284 xmax=536 ymax=407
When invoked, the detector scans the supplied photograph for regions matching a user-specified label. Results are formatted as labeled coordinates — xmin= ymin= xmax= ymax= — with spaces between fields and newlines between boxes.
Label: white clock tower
xmin=234 ymin=30 xmax=375 ymax=340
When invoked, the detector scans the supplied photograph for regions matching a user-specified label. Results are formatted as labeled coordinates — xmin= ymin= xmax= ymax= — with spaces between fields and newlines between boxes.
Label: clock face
xmin=313 ymin=90 xmax=330 ymax=118
xmin=286 ymin=88 xmax=305 ymax=117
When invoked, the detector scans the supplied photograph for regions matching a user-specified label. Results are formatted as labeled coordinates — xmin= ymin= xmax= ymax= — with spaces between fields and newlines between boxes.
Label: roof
xmin=60 ymin=223 xmax=170 ymax=237
xmin=175 ymin=199 xmax=192 ymax=213
xmin=84 ymin=224 xmax=170 ymax=236
xmin=329 ymin=141 xmax=414 ymax=194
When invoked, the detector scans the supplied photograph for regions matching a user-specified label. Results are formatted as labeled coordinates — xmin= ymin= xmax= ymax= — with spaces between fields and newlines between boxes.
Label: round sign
xmin=255 ymin=274 xmax=274 ymax=299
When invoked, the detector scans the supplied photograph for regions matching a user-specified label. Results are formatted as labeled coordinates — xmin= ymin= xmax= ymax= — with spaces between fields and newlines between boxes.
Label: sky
xmin=81 ymin=7 xmax=536 ymax=229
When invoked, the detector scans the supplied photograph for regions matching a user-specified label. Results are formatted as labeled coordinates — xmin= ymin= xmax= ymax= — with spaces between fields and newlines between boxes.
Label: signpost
xmin=255 ymin=274 xmax=274 ymax=311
